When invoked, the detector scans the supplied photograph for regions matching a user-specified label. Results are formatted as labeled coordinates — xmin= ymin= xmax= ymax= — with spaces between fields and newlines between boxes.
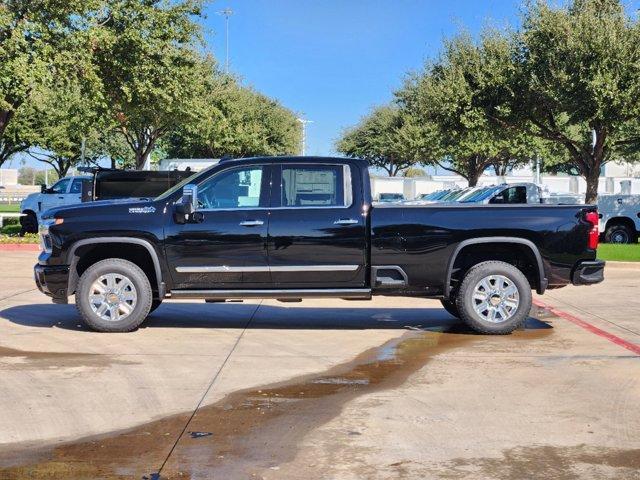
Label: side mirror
xmin=40 ymin=184 xmax=47 ymax=194
xmin=182 ymin=184 xmax=198 ymax=214
xmin=174 ymin=184 xmax=198 ymax=224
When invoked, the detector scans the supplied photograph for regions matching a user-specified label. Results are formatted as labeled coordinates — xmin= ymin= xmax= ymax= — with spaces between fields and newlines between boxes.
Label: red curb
xmin=534 ymin=299 xmax=640 ymax=356
xmin=0 ymin=243 xmax=40 ymax=252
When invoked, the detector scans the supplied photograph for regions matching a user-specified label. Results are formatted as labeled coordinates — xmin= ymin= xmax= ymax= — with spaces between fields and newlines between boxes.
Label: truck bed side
xmin=370 ymin=204 xmax=597 ymax=297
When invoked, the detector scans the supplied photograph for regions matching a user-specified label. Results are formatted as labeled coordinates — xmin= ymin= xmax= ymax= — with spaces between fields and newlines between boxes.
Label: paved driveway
xmin=0 ymin=251 xmax=638 ymax=479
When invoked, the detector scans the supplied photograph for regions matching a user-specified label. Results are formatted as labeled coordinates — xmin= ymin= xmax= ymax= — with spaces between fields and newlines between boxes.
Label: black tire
xmin=19 ymin=212 xmax=38 ymax=236
xmin=455 ymin=261 xmax=532 ymax=335
xmin=149 ymin=299 xmax=162 ymax=314
xmin=76 ymin=258 xmax=152 ymax=332
xmin=604 ymin=223 xmax=636 ymax=244
xmin=440 ymin=298 xmax=460 ymax=318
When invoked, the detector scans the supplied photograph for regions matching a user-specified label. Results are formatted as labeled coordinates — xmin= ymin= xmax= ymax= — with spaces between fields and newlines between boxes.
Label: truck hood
xmin=20 ymin=191 xmax=41 ymax=208
xmin=41 ymin=197 xmax=157 ymax=221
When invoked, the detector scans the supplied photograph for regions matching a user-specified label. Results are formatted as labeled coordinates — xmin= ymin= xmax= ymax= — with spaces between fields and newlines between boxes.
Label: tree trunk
xmin=584 ymin=163 xmax=601 ymax=205
xmin=467 ymin=172 xmax=480 ymax=187
xmin=0 ymin=110 xmax=13 ymax=139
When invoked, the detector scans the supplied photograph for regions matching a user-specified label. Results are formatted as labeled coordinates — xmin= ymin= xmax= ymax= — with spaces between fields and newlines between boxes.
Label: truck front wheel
xmin=76 ymin=258 xmax=152 ymax=332
xmin=455 ymin=261 xmax=531 ymax=335
xmin=19 ymin=212 xmax=38 ymax=236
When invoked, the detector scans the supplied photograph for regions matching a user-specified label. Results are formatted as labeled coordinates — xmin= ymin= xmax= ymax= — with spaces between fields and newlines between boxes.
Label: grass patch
xmin=0 ymin=204 xmax=20 ymax=213
xmin=597 ymin=243 xmax=640 ymax=262
xmin=0 ymin=233 xmax=38 ymax=244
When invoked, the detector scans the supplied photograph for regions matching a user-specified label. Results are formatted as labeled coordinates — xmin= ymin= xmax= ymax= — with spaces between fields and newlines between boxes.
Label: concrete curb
xmin=0 ymin=243 xmax=40 ymax=252
xmin=604 ymin=261 xmax=640 ymax=268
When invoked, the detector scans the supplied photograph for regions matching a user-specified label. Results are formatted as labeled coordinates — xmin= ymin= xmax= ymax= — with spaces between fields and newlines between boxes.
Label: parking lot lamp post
xmin=218 ymin=8 xmax=234 ymax=74
xmin=297 ymin=118 xmax=313 ymax=156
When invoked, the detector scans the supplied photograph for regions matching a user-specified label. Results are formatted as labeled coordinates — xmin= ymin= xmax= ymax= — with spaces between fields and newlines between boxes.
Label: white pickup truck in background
xmin=597 ymin=195 xmax=640 ymax=243
xmin=19 ymin=176 xmax=91 ymax=234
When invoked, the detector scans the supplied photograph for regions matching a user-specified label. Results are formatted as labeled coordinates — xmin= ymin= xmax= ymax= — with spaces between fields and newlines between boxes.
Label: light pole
xmin=297 ymin=118 xmax=313 ymax=156
xmin=218 ymin=7 xmax=233 ymax=74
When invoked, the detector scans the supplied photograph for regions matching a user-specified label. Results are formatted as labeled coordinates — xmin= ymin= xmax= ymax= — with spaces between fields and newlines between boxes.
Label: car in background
xmin=377 ymin=192 xmax=405 ymax=203
xmin=459 ymin=183 xmax=541 ymax=205
xmin=19 ymin=169 xmax=193 ymax=235
xmin=418 ymin=190 xmax=455 ymax=201
xmin=19 ymin=176 xmax=92 ymax=235
xmin=597 ymin=194 xmax=640 ymax=244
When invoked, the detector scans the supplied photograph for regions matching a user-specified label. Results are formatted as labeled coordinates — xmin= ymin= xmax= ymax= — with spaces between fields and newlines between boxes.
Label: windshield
xmin=460 ymin=187 xmax=496 ymax=203
xmin=440 ymin=189 xmax=468 ymax=201
xmin=463 ymin=186 xmax=502 ymax=203
xmin=421 ymin=190 xmax=446 ymax=200
xmin=154 ymin=168 xmax=208 ymax=201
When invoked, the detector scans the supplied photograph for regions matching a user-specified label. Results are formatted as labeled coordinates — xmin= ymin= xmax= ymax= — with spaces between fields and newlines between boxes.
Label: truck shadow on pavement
xmin=0 ymin=302 xmax=552 ymax=332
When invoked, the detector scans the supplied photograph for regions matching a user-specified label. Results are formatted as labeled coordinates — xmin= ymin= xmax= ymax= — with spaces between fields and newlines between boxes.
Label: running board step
xmin=169 ymin=289 xmax=372 ymax=301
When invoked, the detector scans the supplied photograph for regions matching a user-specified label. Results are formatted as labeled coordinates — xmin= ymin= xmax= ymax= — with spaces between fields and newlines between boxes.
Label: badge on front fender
xmin=129 ymin=206 xmax=156 ymax=214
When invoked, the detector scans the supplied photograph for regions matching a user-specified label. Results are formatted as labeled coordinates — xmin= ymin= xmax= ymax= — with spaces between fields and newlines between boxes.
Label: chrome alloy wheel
xmin=88 ymin=273 xmax=137 ymax=322
xmin=472 ymin=274 xmax=520 ymax=323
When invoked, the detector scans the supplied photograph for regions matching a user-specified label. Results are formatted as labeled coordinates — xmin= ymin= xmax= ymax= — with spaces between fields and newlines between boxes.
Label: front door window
xmin=198 ymin=166 xmax=264 ymax=209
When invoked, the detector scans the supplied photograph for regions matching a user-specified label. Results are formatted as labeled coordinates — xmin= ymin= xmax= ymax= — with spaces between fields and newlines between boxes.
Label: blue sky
xmin=9 ymin=1 xmax=638 ymax=171
xmin=201 ymin=0 xmax=523 ymax=156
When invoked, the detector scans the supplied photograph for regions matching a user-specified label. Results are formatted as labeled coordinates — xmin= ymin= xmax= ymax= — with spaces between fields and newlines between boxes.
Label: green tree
xmin=24 ymin=44 xmax=107 ymax=177
xmin=477 ymin=0 xmax=640 ymax=203
xmin=166 ymin=78 xmax=301 ymax=159
xmin=336 ymin=105 xmax=424 ymax=176
xmin=402 ymin=167 xmax=427 ymax=177
xmin=398 ymin=34 xmax=556 ymax=187
xmin=0 ymin=0 xmax=100 ymax=167
xmin=94 ymin=0 xmax=208 ymax=169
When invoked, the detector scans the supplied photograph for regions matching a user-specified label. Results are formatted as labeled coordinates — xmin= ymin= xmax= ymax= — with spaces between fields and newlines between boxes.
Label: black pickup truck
xmin=34 ymin=156 xmax=604 ymax=334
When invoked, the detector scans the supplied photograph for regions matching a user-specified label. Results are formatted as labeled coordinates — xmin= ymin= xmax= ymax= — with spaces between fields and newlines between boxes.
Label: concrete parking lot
xmin=0 ymin=250 xmax=638 ymax=480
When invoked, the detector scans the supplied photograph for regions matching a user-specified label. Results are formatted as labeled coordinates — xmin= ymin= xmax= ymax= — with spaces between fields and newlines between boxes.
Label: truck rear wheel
xmin=76 ymin=258 xmax=152 ymax=332
xmin=455 ymin=261 xmax=531 ymax=335
xmin=604 ymin=223 xmax=636 ymax=244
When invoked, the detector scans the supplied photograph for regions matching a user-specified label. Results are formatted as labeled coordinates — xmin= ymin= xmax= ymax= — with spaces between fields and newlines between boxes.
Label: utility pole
xmin=297 ymin=118 xmax=313 ymax=156
xmin=218 ymin=8 xmax=234 ymax=74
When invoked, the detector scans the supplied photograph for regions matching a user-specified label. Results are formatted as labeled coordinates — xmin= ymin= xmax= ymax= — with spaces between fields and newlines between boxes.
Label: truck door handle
xmin=239 ymin=220 xmax=264 ymax=227
xmin=334 ymin=218 xmax=359 ymax=225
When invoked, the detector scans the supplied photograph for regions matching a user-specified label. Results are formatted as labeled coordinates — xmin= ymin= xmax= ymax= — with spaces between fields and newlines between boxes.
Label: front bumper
xmin=572 ymin=260 xmax=605 ymax=286
xmin=34 ymin=264 xmax=70 ymax=304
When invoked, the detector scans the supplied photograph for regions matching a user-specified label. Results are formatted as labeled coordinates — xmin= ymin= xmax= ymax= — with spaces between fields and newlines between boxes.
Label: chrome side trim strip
xmin=176 ymin=265 xmax=360 ymax=273
xmin=170 ymin=288 xmax=372 ymax=300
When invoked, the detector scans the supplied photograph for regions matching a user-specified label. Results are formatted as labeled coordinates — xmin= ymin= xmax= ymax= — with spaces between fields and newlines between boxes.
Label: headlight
xmin=39 ymin=218 xmax=62 ymax=253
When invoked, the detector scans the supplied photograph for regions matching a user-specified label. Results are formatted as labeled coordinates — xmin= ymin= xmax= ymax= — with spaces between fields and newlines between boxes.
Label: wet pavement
xmin=0 ymin=251 xmax=638 ymax=479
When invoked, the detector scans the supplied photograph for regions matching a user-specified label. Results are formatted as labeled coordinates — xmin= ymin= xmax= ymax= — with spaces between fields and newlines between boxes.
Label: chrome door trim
xmin=170 ymin=288 xmax=372 ymax=300
xmin=176 ymin=265 xmax=360 ymax=273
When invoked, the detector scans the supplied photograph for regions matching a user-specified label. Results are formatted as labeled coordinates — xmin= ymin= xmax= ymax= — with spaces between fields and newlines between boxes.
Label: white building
xmin=0 ymin=169 xmax=18 ymax=186
xmin=158 ymin=158 xmax=220 ymax=172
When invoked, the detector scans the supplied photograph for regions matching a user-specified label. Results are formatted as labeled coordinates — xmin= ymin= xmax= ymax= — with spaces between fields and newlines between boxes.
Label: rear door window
xmin=280 ymin=164 xmax=352 ymax=207
xmin=69 ymin=179 xmax=85 ymax=194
